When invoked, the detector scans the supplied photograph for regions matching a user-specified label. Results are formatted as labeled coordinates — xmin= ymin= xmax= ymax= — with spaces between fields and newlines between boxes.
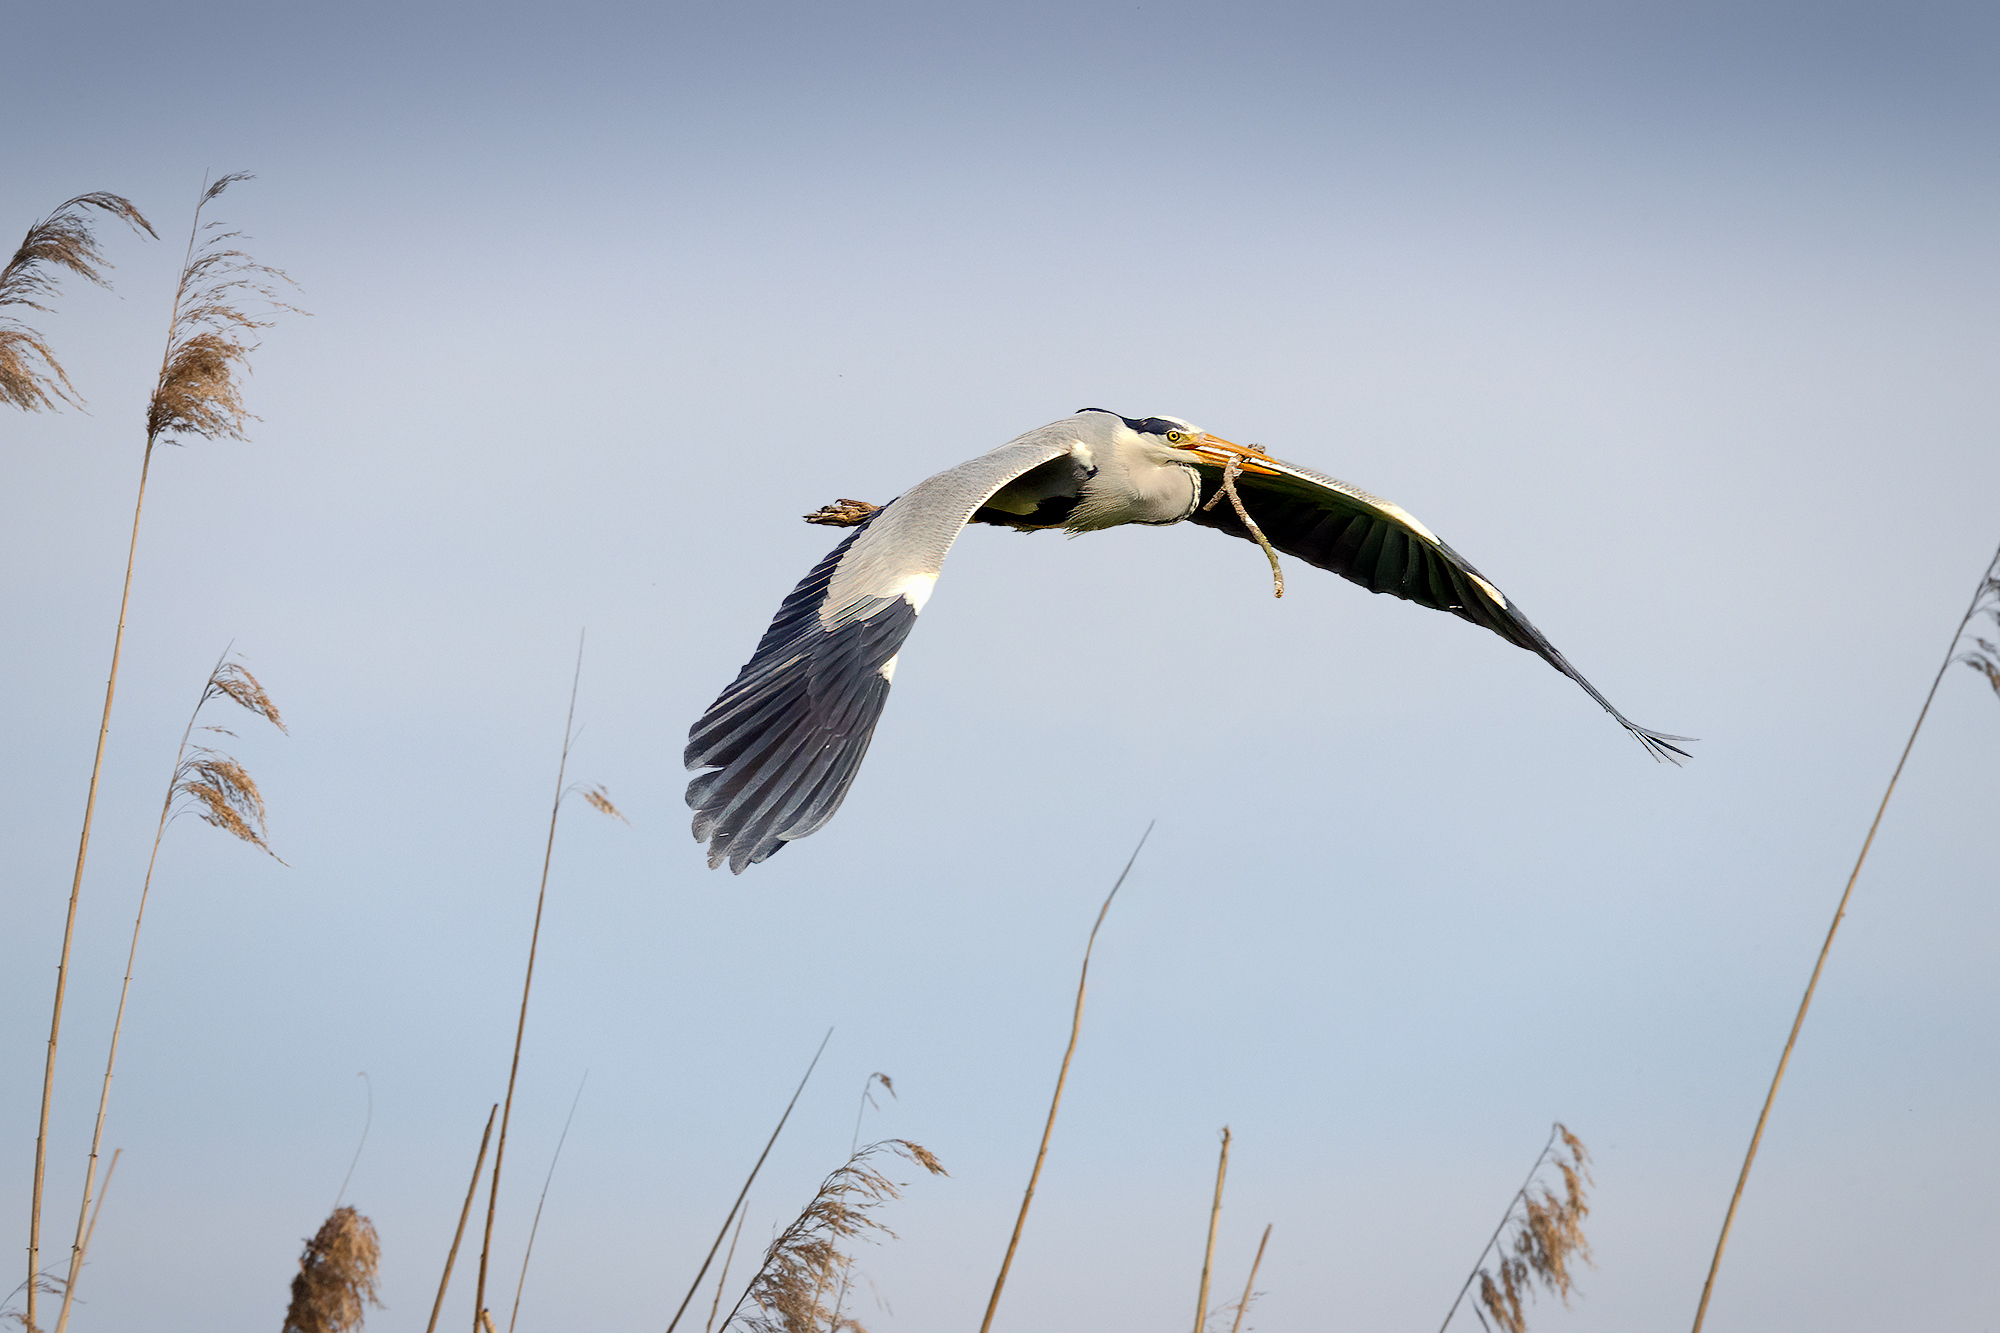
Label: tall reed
xmin=428 ymin=1106 xmax=499 ymax=1333
xmin=1 ymin=192 xmax=153 ymax=412
xmin=506 ymin=1072 xmax=588 ymax=1333
xmin=667 ymin=1031 xmax=834 ymax=1333
xmin=1690 ymin=537 xmax=2000 ymax=1332
xmin=1192 ymin=1127 xmax=1231 ymax=1333
xmin=1439 ymin=1123 xmax=1592 ymax=1333
xmin=977 ymin=825 xmax=1151 ymax=1333
xmin=1223 ymin=1223 xmax=1271 ymax=1333
xmin=29 ymin=172 xmax=295 ymax=1333
xmin=472 ymin=639 xmax=625 ymax=1332
xmin=53 ymin=655 xmax=287 ymax=1333
xmin=716 ymin=1139 xmax=947 ymax=1333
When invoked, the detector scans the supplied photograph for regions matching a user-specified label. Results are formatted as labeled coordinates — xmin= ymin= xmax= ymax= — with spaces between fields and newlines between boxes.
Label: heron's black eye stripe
xmin=1074 ymin=408 xmax=1178 ymax=436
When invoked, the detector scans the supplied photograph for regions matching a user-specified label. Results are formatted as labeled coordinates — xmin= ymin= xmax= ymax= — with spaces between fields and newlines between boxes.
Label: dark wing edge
xmin=1189 ymin=462 xmax=1692 ymax=764
xmin=684 ymin=517 xmax=917 ymax=872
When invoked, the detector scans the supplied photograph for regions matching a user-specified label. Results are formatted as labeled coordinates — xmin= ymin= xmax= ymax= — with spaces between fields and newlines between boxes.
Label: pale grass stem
xmin=1690 ymin=536 xmax=2000 ymax=1333
xmin=1201 ymin=453 xmax=1284 ymax=598
xmin=977 ymin=824 xmax=1152 ymax=1333
xmin=1225 ymin=1224 xmax=1271 ymax=1333
xmin=29 ymin=173 xmax=292 ymax=1333
xmin=666 ymin=1030 xmax=834 ymax=1333
xmin=706 ymin=1209 xmax=750 ymax=1333
xmin=507 ymin=1072 xmax=588 ymax=1333
xmin=474 ymin=635 xmax=625 ymax=1332
xmin=429 ymin=1106 xmax=498 ymax=1333
xmin=54 ymin=655 xmax=285 ymax=1333
xmin=1193 ymin=1127 xmax=1231 ymax=1333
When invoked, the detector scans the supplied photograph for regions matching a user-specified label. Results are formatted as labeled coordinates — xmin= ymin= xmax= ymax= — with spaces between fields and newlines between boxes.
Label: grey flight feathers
xmin=684 ymin=409 xmax=1688 ymax=872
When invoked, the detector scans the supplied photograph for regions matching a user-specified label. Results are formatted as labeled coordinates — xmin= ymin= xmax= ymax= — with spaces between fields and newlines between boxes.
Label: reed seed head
xmin=0 ymin=192 xmax=155 ymax=412
xmin=282 ymin=1206 xmax=381 ymax=1333
xmin=729 ymin=1140 xmax=945 ymax=1333
xmin=146 ymin=173 xmax=304 ymax=448
xmin=1474 ymin=1125 xmax=1594 ymax=1333
xmin=577 ymin=783 xmax=629 ymax=823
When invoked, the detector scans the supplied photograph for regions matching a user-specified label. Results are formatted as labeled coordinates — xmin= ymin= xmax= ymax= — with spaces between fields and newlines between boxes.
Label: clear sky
xmin=4 ymin=1 xmax=1997 ymax=1330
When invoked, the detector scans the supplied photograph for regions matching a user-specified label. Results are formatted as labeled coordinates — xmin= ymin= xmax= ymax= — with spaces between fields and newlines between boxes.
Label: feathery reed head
xmin=574 ymin=783 xmax=629 ymax=823
xmin=0 ymin=192 xmax=155 ymax=412
xmin=171 ymin=656 xmax=290 ymax=860
xmin=1956 ymin=568 xmax=2000 ymax=701
xmin=282 ymin=1206 xmax=381 ymax=1333
xmin=146 ymin=173 xmax=303 ymax=448
xmin=729 ymin=1140 xmax=946 ymax=1333
xmin=1475 ymin=1125 xmax=1593 ymax=1333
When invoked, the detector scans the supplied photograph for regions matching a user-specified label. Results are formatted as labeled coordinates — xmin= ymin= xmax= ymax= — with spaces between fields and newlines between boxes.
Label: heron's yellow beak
xmin=1178 ymin=433 xmax=1281 ymax=477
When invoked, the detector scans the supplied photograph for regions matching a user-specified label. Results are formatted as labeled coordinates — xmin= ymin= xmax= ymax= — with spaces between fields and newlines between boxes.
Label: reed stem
xmin=977 ymin=824 xmax=1152 ymax=1333
xmin=1227 ymin=1224 xmax=1270 ymax=1333
xmin=475 ymin=636 xmax=585 ymax=1331
xmin=1689 ymin=536 xmax=2000 ymax=1332
xmin=429 ymin=1105 xmax=498 ymax=1333
xmin=1194 ymin=1127 xmax=1231 ymax=1333
xmin=665 ymin=1028 xmax=833 ymax=1333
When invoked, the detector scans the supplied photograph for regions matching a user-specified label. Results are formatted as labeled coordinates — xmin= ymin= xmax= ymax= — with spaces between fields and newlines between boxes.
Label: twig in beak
xmin=1202 ymin=455 xmax=1284 ymax=598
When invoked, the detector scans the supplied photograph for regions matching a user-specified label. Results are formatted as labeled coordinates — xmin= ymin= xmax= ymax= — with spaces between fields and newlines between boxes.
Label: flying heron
xmin=686 ymin=409 xmax=1688 ymax=871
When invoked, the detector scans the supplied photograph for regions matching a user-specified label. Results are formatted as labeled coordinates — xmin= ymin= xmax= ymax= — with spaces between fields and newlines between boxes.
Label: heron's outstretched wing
xmin=1188 ymin=455 xmax=1691 ymax=762
xmin=686 ymin=430 xmax=1076 ymax=872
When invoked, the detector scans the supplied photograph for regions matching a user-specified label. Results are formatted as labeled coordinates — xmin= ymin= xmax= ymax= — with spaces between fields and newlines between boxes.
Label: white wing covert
xmin=685 ymin=430 xmax=1074 ymax=872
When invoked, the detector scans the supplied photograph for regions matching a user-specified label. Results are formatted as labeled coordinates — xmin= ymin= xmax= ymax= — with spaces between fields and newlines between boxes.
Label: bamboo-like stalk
xmin=475 ymin=636 xmax=586 ymax=1333
xmin=507 ymin=1071 xmax=588 ymax=1333
xmin=1690 ymin=536 xmax=2000 ymax=1332
xmin=665 ymin=1028 xmax=834 ymax=1333
xmin=29 ymin=415 xmax=156 ymax=1333
xmin=1193 ymin=1127 xmax=1232 ymax=1333
xmin=1227 ymin=1224 xmax=1271 ymax=1333
xmin=429 ymin=1106 xmax=499 ymax=1333
xmin=977 ymin=824 xmax=1152 ymax=1333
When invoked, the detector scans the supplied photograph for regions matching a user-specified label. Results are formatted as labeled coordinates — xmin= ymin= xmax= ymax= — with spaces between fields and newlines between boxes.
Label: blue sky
xmin=4 ymin=1 xmax=1998 ymax=1329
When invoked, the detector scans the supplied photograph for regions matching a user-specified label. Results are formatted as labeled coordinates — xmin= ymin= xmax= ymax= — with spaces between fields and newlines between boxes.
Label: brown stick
xmin=1227 ymin=1224 xmax=1270 ymax=1333
xmin=1201 ymin=456 xmax=1284 ymax=598
xmin=476 ymin=635 xmax=586 ymax=1332
xmin=429 ymin=1105 xmax=498 ymax=1333
xmin=507 ymin=1071 xmax=587 ymax=1333
xmin=665 ymin=1028 xmax=833 ymax=1333
xmin=1194 ymin=1127 xmax=1231 ymax=1333
xmin=1689 ymin=535 xmax=2000 ymax=1333
xmin=977 ymin=825 xmax=1153 ymax=1333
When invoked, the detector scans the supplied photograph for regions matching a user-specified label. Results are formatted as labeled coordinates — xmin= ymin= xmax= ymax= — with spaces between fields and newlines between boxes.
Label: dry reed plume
xmin=53 ymin=656 xmax=289 ymax=1333
xmin=1440 ymin=1124 xmax=1593 ymax=1333
xmin=720 ymin=1140 xmax=948 ymax=1333
xmin=1954 ymin=565 xmax=2000 ymax=699
xmin=0 ymin=192 xmax=154 ymax=412
xmin=31 ymin=173 xmax=296 ymax=1333
xmin=1691 ymin=535 xmax=2000 ymax=1331
xmin=283 ymin=1207 xmax=382 ymax=1333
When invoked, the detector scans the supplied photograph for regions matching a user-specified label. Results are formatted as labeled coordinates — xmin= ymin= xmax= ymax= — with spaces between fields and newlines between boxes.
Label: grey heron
xmin=686 ymin=409 xmax=1688 ymax=872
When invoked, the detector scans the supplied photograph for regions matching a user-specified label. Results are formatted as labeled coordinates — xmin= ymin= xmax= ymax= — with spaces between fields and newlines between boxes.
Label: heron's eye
xmin=1166 ymin=430 xmax=1186 ymax=443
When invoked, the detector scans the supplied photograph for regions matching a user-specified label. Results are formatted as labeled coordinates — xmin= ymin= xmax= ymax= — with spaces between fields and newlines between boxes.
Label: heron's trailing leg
xmin=1202 ymin=454 xmax=1285 ymax=598
xmin=804 ymin=499 xmax=881 ymax=527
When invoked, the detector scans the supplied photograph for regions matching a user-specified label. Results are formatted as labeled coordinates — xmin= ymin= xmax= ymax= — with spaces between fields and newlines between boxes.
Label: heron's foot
xmin=804 ymin=499 xmax=882 ymax=526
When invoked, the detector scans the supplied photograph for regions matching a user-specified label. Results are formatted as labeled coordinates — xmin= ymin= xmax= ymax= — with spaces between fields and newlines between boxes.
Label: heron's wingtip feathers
xmin=1627 ymin=723 xmax=1695 ymax=765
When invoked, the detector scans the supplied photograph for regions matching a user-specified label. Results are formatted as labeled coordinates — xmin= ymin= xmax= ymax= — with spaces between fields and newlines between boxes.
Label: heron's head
xmin=1073 ymin=408 xmax=1276 ymax=472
